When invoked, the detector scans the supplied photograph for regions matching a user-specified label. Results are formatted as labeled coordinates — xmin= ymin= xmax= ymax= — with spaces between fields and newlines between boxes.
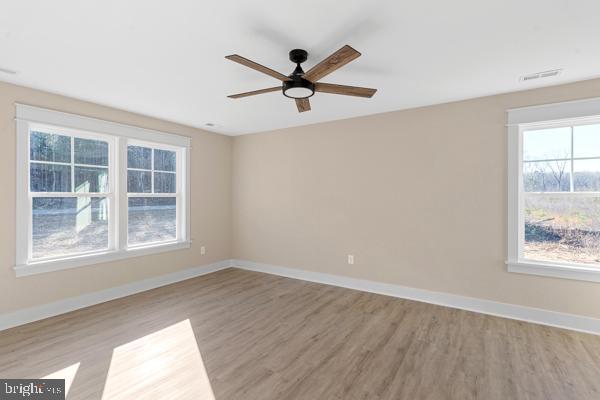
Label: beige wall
xmin=0 ymin=81 xmax=232 ymax=314
xmin=232 ymin=78 xmax=600 ymax=319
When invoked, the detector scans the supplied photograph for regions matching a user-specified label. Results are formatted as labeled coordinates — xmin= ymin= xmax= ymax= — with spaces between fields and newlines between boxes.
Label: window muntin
xmin=29 ymin=130 xmax=112 ymax=260
xmin=127 ymin=144 xmax=178 ymax=246
xmin=521 ymin=123 xmax=600 ymax=267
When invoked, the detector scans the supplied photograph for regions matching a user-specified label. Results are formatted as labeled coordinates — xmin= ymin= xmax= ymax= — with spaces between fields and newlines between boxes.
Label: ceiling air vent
xmin=520 ymin=69 xmax=562 ymax=82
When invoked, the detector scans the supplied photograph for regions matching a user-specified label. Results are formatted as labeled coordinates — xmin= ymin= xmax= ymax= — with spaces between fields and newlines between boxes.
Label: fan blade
xmin=228 ymin=87 xmax=281 ymax=99
xmin=295 ymin=98 xmax=311 ymax=113
xmin=226 ymin=54 xmax=290 ymax=82
xmin=303 ymin=45 xmax=361 ymax=82
xmin=315 ymin=83 xmax=377 ymax=98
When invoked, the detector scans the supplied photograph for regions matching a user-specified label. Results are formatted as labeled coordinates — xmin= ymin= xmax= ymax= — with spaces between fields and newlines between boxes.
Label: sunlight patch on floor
xmin=102 ymin=319 xmax=215 ymax=400
xmin=42 ymin=362 xmax=80 ymax=397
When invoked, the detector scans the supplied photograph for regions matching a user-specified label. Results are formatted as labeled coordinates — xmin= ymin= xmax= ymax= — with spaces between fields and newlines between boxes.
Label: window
xmin=522 ymin=125 xmax=600 ymax=266
xmin=127 ymin=145 xmax=178 ymax=246
xmin=16 ymin=105 xmax=190 ymax=276
xmin=507 ymin=98 xmax=600 ymax=282
xmin=30 ymin=130 xmax=113 ymax=259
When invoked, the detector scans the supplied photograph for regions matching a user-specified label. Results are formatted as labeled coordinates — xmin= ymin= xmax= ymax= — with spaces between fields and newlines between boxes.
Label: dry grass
xmin=525 ymin=242 xmax=600 ymax=265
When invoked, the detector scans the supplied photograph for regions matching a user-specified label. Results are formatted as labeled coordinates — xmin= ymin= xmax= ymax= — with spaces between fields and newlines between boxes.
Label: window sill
xmin=14 ymin=241 xmax=191 ymax=277
xmin=507 ymin=260 xmax=600 ymax=283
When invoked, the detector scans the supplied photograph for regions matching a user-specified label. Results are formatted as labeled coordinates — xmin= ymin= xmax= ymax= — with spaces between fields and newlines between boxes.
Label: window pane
xmin=127 ymin=146 xmax=151 ymax=170
xmin=574 ymin=124 xmax=600 ymax=158
xmin=574 ymin=159 xmax=600 ymax=192
xmin=30 ymin=131 xmax=71 ymax=163
xmin=524 ymin=195 xmax=600 ymax=266
xmin=32 ymin=197 xmax=109 ymax=259
xmin=154 ymin=172 xmax=176 ymax=193
xmin=523 ymin=127 xmax=571 ymax=161
xmin=154 ymin=149 xmax=176 ymax=172
xmin=30 ymin=163 xmax=71 ymax=192
xmin=128 ymin=197 xmax=176 ymax=245
xmin=523 ymin=161 xmax=571 ymax=192
xmin=75 ymin=166 xmax=108 ymax=193
xmin=74 ymin=138 xmax=108 ymax=166
xmin=127 ymin=170 xmax=151 ymax=193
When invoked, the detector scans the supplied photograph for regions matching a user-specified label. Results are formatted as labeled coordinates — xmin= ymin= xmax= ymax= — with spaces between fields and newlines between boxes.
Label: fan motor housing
xmin=283 ymin=49 xmax=314 ymax=99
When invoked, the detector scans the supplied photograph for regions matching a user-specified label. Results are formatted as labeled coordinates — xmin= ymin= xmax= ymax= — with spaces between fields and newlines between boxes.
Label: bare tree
xmin=524 ymin=162 xmax=550 ymax=191
xmin=548 ymin=160 xmax=568 ymax=190
xmin=547 ymin=151 xmax=570 ymax=191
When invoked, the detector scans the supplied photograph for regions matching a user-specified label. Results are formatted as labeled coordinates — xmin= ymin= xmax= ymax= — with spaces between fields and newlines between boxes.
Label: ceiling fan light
xmin=284 ymin=86 xmax=313 ymax=99
xmin=283 ymin=78 xmax=315 ymax=99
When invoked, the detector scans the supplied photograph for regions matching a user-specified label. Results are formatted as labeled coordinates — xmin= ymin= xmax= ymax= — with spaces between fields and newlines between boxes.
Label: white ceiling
xmin=2 ymin=0 xmax=600 ymax=135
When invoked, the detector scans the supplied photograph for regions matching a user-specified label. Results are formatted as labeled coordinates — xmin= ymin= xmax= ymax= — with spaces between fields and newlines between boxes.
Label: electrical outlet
xmin=347 ymin=254 xmax=354 ymax=265
xmin=200 ymin=246 xmax=206 ymax=255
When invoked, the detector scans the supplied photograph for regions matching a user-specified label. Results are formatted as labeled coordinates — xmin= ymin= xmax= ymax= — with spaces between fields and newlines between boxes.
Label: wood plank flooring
xmin=1 ymin=268 xmax=599 ymax=399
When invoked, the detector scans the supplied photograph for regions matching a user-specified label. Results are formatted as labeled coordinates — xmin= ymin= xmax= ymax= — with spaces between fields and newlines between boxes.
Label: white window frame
xmin=15 ymin=104 xmax=191 ymax=277
xmin=507 ymin=97 xmax=600 ymax=283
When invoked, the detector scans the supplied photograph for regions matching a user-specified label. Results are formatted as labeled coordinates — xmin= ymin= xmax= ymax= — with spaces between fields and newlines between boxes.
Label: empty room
xmin=1 ymin=1 xmax=600 ymax=399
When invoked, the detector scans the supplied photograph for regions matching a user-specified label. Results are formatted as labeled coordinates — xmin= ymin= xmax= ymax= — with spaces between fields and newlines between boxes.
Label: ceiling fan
xmin=226 ymin=45 xmax=377 ymax=113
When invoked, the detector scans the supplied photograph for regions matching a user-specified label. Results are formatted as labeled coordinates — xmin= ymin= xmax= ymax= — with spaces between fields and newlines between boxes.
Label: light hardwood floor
xmin=1 ymin=268 xmax=600 ymax=399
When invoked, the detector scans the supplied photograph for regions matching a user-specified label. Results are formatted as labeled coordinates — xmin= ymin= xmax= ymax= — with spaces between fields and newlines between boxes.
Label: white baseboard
xmin=4 ymin=258 xmax=599 ymax=336
xmin=0 ymin=259 xmax=233 ymax=332
xmin=233 ymin=259 xmax=600 ymax=336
